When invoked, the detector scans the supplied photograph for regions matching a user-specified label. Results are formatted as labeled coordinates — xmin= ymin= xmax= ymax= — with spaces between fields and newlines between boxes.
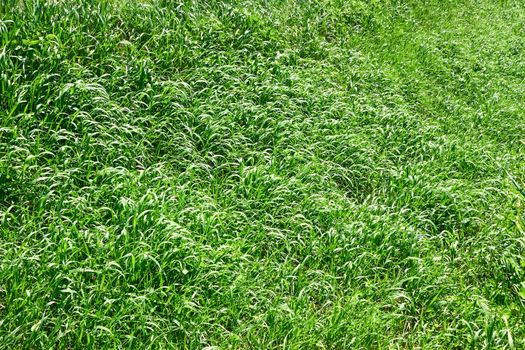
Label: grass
xmin=1 ymin=0 xmax=525 ymax=348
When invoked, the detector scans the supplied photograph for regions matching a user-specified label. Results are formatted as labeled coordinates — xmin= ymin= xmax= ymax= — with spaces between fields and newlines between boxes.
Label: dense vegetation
xmin=1 ymin=0 xmax=525 ymax=348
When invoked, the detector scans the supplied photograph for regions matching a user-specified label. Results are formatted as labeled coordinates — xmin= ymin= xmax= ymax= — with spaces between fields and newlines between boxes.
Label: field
xmin=1 ymin=0 xmax=525 ymax=348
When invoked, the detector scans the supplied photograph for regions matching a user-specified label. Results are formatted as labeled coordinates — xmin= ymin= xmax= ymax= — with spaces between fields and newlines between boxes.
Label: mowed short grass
xmin=1 ymin=0 xmax=525 ymax=348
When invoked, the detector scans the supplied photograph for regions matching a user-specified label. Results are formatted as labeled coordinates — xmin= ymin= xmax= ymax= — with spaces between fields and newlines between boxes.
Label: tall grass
xmin=1 ymin=0 xmax=525 ymax=348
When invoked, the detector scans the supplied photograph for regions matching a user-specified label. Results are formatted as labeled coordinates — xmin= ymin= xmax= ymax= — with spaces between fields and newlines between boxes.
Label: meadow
xmin=1 ymin=0 xmax=525 ymax=348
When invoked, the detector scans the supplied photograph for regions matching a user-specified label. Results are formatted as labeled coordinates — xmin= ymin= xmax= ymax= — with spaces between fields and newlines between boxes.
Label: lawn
xmin=1 ymin=0 xmax=525 ymax=348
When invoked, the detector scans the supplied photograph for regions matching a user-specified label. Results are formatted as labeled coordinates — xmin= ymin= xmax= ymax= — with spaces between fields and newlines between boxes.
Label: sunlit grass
xmin=1 ymin=0 xmax=525 ymax=348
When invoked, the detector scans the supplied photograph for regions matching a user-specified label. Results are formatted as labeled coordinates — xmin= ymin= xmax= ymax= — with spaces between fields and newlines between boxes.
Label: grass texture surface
xmin=1 ymin=0 xmax=525 ymax=348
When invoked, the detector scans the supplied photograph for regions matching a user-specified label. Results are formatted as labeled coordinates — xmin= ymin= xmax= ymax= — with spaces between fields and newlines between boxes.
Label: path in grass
xmin=1 ymin=0 xmax=524 ymax=348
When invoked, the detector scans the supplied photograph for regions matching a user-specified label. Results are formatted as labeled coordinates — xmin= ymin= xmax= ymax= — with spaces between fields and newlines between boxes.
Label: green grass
xmin=1 ymin=0 xmax=525 ymax=348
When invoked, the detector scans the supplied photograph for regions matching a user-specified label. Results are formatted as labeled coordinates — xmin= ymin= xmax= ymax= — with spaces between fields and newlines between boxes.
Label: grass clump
xmin=1 ymin=0 xmax=525 ymax=348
